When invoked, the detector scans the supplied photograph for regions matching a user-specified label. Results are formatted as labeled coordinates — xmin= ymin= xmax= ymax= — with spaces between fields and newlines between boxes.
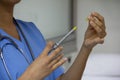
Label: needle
xmin=49 ymin=26 xmax=77 ymax=53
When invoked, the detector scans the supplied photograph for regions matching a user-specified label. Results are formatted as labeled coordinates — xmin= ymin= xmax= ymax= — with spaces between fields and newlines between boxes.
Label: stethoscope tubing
xmin=0 ymin=37 xmax=30 ymax=80
xmin=1 ymin=50 xmax=13 ymax=80
xmin=0 ymin=18 xmax=35 ymax=80
xmin=13 ymin=18 xmax=35 ymax=61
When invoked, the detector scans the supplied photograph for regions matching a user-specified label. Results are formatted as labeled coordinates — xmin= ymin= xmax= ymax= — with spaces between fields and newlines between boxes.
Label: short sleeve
xmin=53 ymin=66 xmax=64 ymax=79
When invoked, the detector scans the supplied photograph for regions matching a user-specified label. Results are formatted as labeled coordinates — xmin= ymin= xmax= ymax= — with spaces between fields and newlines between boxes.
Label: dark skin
xmin=57 ymin=12 xmax=106 ymax=80
xmin=0 ymin=0 xmax=106 ymax=80
xmin=0 ymin=0 xmax=20 ymax=40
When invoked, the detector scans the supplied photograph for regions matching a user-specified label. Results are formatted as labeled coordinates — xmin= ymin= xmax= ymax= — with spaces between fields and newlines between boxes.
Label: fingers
xmin=49 ymin=46 xmax=63 ymax=60
xmin=48 ymin=53 xmax=64 ymax=68
xmin=88 ymin=12 xmax=106 ymax=38
xmin=91 ymin=12 xmax=105 ymax=23
xmin=41 ymin=41 xmax=63 ymax=56
xmin=41 ymin=41 xmax=54 ymax=56
xmin=51 ymin=58 xmax=67 ymax=71
xmin=47 ymin=46 xmax=67 ymax=71
xmin=91 ymin=12 xmax=105 ymax=30
xmin=47 ymin=43 xmax=67 ymax=70
xmin=89 ymin=19 xmax=102 ymax=33
xmin=34 ymin=41 xmax=66 ymax=78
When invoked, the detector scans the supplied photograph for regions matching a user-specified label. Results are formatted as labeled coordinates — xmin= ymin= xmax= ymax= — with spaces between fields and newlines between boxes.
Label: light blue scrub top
xmin=0 ymin=19 xmax=64 ymax=80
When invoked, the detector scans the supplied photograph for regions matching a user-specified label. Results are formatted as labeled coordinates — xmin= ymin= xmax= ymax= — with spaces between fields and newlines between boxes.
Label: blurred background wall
xmin=64 ymin=0 xmax=120 ymax=80
xmin=75 ymin=0 xmax=120 ymax=53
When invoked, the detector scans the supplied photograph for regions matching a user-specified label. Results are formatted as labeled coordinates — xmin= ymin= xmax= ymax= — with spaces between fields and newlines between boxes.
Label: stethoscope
xmin=0 ymin=18 xmax=35 ymax=80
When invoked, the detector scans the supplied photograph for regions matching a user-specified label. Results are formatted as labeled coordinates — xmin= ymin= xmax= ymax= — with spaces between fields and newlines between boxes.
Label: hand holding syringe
xmin=49 ymin=26 xmax=77 ymax=53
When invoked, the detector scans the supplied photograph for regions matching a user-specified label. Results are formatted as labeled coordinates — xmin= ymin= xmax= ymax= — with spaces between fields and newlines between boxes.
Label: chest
xmin=0 ymin=28 xmax=34 ymax=80
xmin=0 ymin=20 xmax=46 ymax=80
xmin=1 ymin=25 xmax=20 ymax=40
xmin=0 ymin=40 xmax=32 ymax=79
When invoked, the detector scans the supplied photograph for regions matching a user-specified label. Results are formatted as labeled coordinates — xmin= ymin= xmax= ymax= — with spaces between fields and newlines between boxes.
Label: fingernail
xmin=64 ymin=57 xmax=68 ymax=61
xmin=90 ymin=21 xmax=93 ymax=24
xmin=60 ymin=46 xmax=63 ymax=50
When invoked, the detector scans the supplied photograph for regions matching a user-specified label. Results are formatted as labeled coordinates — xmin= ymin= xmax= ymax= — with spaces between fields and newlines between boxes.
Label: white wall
xmin=75 ymin=0 xmax=120 ymax=53
xmin=72 ymin=0 xmax=120 ymax=80
xmin=14 ymin=0 xmax=71 ymax=39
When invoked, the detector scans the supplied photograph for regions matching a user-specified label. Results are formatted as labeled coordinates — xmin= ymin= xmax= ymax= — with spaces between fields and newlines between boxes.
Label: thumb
xmin=41 ymin=41 xmax=54 ymax=56
xmin=85 ymin=37 xmax=104 ymax=47
xmin=94 ymin=37 xmax=104 ymax=44
xmin=96 ymin=38 xmax=104 ymax=44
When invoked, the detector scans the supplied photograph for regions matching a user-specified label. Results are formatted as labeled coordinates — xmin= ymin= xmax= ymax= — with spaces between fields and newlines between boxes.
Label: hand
xmin=83 ymin=12 xmax=107 ymax=49
xmin=19 ymin=41 xmax=67 ymax=80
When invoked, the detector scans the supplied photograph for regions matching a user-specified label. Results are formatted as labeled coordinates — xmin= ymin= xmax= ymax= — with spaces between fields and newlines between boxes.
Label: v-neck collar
xmin=0 ymin=28 xmax=22 ymax=44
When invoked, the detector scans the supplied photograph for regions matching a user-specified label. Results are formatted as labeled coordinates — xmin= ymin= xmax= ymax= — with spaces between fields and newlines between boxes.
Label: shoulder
xmin=16 ymin=19 xmax=37 ymax=30
xmin=15 ymin=19 xmax=42 ymax=37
